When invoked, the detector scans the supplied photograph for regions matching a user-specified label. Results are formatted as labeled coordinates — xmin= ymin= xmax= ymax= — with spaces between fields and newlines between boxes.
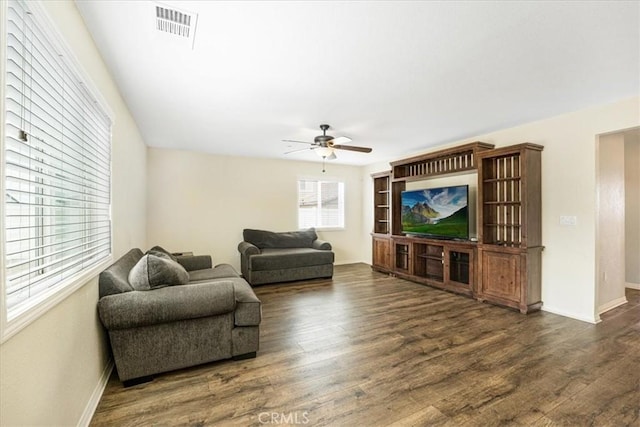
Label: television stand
xmin=371 ymin=141 xmax=543 ymax=314
xmin=391 ymin=236 xmax=476 ymax=297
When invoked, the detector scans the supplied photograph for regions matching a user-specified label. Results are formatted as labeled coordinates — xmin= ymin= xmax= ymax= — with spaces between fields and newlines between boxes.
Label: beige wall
xmin=625 ymin=129 xmax=640 ymax=287
xmin=0 ymin=2 xmax=147 ymax=426
xmin=596 ymin=133 xmax=627 ymax=312
xmin=147 ymin=149 xmax=365 ymax=269
xmin=363 ymin=96 xmax=640 ymax=323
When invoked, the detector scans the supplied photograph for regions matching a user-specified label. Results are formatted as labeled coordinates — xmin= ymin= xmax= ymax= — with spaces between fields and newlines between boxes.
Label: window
xmin=298 ymin=180 xmax=345 ymax=229
xmin=2 ymin=0 xmax=112 ymax=327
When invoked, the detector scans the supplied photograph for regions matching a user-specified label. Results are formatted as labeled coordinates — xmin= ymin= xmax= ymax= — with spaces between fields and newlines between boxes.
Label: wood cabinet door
xmin=372 ymin=237 xmax=391 ymax=271
xmin=480 ymin=250 xmax=521 ymax=303
xmin=445 ymin=247 xmax=474 ymax=288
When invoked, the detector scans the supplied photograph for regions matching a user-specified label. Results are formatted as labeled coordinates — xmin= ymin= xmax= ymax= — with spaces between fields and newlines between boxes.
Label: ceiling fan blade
xmin=332 ymin=136 xmax=352 ymax=145
xmin=284 ymin=147 xmax=313 ymax=154
xmin=332 ymin=144 xmax=372 ymax=153
xmin=282 ymin=139 xmax=313 ymax=145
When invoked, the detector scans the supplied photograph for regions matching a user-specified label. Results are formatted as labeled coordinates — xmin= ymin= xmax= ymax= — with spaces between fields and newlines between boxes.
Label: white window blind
xmin=3 ymin=0 xmax=112 ymax=318
xmin=298 ymin=180 xmax=344 ymax=229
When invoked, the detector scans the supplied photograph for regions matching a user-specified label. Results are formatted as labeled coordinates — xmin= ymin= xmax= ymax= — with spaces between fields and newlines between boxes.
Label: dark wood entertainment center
xmin=371 ymin=141 xmax=544 ymax=313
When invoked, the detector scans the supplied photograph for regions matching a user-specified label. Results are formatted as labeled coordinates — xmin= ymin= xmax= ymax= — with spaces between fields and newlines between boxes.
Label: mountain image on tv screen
xmin=401 ymin=185 xmax=469 ymax=239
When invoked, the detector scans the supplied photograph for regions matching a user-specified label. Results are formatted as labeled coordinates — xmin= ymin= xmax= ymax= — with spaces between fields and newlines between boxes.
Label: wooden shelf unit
xmin=371 ymin=141 xmax=543 ymax=314
xmin=476 ymin=143 xmax=544 ymax=313
xmin=372 ymin=172 xmax=391 ymax=234
xmin=371 ymin=171 xmax=393 ymax=273
xmin=390 ymin=141 xmax=495 ymax=181
xmin=477 ymin=143 xmax=542 ymax=249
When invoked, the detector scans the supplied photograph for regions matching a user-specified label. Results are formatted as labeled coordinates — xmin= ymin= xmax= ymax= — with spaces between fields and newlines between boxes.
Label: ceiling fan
xmin=283 ymin=124 xmax=372 ymax=171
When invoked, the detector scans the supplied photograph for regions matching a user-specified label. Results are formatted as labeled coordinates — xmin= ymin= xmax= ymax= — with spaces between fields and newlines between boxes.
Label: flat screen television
xmin=401 ymin=185 xmax=469 ymax=240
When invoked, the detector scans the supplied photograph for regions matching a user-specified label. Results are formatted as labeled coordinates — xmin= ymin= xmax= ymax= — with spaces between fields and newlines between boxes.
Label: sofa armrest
xmin=313 ymin=239 xmax=332 ymax=250
xmin=98 ymin=281 xmax=235 ymax=330
xmin=238 ymin=241 xmax=260 ymax=257
xmin=231 ymin=279 xmax=262 ymax=326
xmin=176 ymin=255 xmax=212 ymax=271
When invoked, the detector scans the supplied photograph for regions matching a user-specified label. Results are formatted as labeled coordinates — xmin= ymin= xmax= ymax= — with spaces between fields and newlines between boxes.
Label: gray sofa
xmin=98 ymin=247 xmax=261 ymax=385
xmin=238 ymin=228 xmax=334 ymax=286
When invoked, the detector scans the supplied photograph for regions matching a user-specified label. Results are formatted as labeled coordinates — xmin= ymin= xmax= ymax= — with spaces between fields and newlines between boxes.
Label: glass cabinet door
xmin=449 ymin=250 xmax=471 ymax=285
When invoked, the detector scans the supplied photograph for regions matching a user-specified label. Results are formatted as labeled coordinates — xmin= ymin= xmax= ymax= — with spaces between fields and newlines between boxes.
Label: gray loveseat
xmin=238 ymin=228 xmax=334 ymax=286
xmin=98 ymin=247 xmax=261 ymax=385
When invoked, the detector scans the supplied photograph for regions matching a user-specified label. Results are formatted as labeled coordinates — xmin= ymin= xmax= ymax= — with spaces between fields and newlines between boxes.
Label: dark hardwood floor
xmin=91 ymin=264 xmax=640 ymax=426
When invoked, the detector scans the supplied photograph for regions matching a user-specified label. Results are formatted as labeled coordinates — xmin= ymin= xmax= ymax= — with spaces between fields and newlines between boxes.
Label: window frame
xmin=0 ymin=0 xmax=114 ymax=343
xmin=297 ymin=177 xmax=346 ymax=231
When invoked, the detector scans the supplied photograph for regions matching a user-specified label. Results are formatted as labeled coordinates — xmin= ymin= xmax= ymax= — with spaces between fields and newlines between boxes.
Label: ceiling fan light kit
xmin=282 ymin=124 xmax=373 ymax=172
xmin=315 ymin=146 xmax=334 ymax=158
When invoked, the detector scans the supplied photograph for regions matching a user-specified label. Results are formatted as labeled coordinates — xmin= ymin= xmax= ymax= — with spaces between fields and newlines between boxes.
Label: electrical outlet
xmin=560 ymin=215 xmax=577 ymax=226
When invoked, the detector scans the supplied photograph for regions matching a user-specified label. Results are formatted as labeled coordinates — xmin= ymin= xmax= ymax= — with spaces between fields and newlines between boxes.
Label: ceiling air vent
xmin=154 ymin=3 xmax=198 ymax=48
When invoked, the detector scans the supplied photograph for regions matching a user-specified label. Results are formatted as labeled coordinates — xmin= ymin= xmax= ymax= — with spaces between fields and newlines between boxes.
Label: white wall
xmin=625 ymin=129 xmax=640 ymax=287
xmin=596 ymin=133 xmax=627 ymax=313
xmin=363 ymin=97 xmax=640 ymax=323
xmin=0 ymin=2 xmax=148 ymax=426
xmin=147 ymin=148 xmax=365 ymax=270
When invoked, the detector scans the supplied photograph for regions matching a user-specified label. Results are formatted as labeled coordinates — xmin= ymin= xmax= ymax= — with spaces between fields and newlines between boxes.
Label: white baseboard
xmin=541 ymin=305 xmax=600 ymax=324
xmin=78 ymin=359 xmax=113 ymax=427
xmin=626 ymin=282 xmax=640 ymax=290
xmin=598 ymin=296 xmax=628 ymax=315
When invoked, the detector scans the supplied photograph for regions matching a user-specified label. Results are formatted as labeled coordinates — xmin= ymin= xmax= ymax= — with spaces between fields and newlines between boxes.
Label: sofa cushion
xmin=189 ymin=264 xmax=241 ymax=282
xmin=128 ymin=253 xmax=190 ymax=291
xmin=249 ymin=248 xmax=334 ymax=271
xmin=243 ymin=228 xmax=317 ymax=249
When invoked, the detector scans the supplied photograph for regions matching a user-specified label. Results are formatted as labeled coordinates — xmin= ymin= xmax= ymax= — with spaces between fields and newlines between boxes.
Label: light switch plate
xmin=560 ymin=215 xmax=577 ymax=226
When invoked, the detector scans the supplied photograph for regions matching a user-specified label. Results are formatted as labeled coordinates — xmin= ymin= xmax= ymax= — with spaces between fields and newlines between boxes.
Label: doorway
xmin=596 ymin=127 xmax=640 ymax=316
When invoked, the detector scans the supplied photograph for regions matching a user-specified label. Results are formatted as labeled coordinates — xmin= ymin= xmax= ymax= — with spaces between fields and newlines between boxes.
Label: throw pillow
xmin=128 ymin=253 xmax=189 ymax=291
xmin=147 ymin=245 xmax=178 ymax=261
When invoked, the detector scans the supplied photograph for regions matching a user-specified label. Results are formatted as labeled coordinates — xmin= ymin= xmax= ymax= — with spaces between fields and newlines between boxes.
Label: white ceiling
xmin=75 ymin=1 xmax=639 ymax=166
